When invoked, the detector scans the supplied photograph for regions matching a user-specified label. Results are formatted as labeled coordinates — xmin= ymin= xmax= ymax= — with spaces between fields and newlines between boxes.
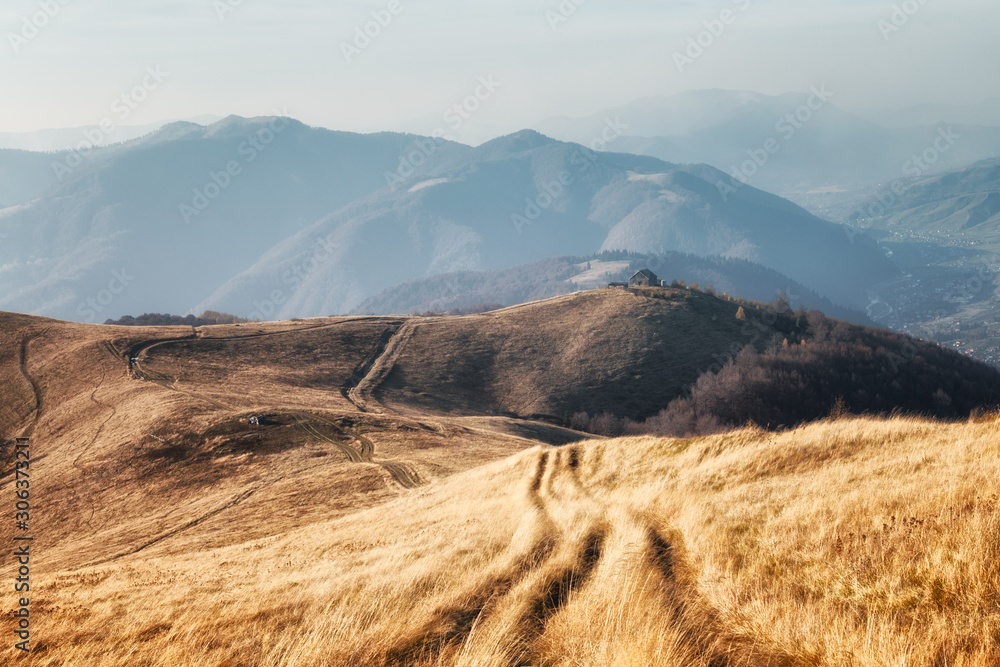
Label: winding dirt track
xmin=375 ymin=447 xmax=805 ymax=666
xmin=294 ymin=415 xmax=363 ymax=463
xmin=122 ymin=317 xmax=394 ymax=362
xmin=117 ymin=318 xmax=423 ymax=490
xmin=347 ymin=321 xmax=416 ymax=413
xmin=289 ymin=412 xmax=421 ymax=489
xmin=0 ymin=331 xmax=47 ymax=486
xmin=73 ymin=357 xmax=119 ymax=474
xmin=17 ymin=331 xmax=47 ymax=438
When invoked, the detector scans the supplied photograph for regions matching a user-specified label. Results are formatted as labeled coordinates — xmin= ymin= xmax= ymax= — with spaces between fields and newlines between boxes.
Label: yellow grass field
xmin=3 ymin=414 xmax=996 ymax=666
xmin=1 ymin=296 xmax=998 ymax=665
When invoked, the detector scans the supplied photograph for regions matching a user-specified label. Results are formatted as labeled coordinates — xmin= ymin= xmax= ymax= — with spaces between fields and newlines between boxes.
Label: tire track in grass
xmin=640 ymin=522 xmax=809 ymax=667
xmin=294 ymin=415 xmax=362 ymax=463
xmin=348 ymin=321 xmax=416 ymax=413
xmin=290 ymin=412 xmax=422 ymax=489
xmin=381 ymin=450 xmax=606 ymax=665
xmin=342 ymin=322 xmax=404 ymax=412
xmin=422 ymin=446 xmax=809 ymax=666
xmin=498 ymin=450 xmax=607 ymax=663
xmin=517 ymin=528 xmax=605 ymax=637
xmin=0 ymin=330 xmax=47 ymax=485
xmin=82 ymin=453 xmax=341 ymax=569
xmin=17 ymin=330 xmax=47 ymax=438
xmin=121 ymin=317 xmax=393 ymax=362
xmin=379 ymin=520 xmax=558 ymax=666
xmin=374 ymin=450 xmax=562 ymax=664
xmin=72 ymin=353 xmax=121 ymax=473
xmin=83 ymin=486 xmax=261 ymax=568
xmin=117 ymin=321 xmax=427 ymax=490
xmin=379 ymin=461 xmax=421 ymax=489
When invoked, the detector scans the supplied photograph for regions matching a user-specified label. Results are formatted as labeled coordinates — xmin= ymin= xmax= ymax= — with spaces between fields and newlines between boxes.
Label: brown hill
xmin=0 ymin=312 xmax=587 ymax=573
xmin=0 ymin=287 xmax=765 ymax=571
xmin=375 ymin=288 xmax=775 ymax=419
xmin=1 ymin=288 xmax=999 ymax=665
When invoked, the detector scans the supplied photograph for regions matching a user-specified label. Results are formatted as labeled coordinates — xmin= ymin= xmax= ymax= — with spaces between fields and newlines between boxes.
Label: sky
xmin=1 ymin=0 xmax=998 ymax=139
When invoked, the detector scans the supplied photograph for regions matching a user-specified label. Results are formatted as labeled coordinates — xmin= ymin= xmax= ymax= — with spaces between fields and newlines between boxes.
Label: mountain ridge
xmin=0 ymin=116 xmax=895 ymax=322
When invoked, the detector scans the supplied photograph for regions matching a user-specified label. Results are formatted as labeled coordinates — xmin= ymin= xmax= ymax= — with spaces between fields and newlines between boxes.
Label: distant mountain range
xmin=848 ymin=99 xmax=1000 ymax=129
xmin=535 ymin=90 xmax=1000 ymax=198
xmin=0 ymin=115 xmax=223 ymax=153
xmin=848 ymin=158 xmax=1000 ymax=239
xmin=0 ymin=117 xmax=461 ymax=321
xmin=192 ymin=127 xmax=895 ymax=318
xmin=0 ymin=116 xmax=897 ymax=322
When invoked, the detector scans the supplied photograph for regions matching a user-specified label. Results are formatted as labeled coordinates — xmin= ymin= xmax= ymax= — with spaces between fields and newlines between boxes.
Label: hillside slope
xmin=366 ymin=289 xmax=999 ymax=424
xmin=1 ymin=289 xmax=1000 ymax=664
xmin=4 ymin=408 xmax=999 ymax=665
xmin=849 ymin=158 xmax=1000 ymax=240
xmin=3 ymin=321 xmax=592 ymax=580
xmin=374 ymin=289 xmax=764 ymax=419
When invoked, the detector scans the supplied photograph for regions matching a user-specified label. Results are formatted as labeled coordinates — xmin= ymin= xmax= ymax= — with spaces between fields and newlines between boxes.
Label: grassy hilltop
xmin=1 ymin=288 xmax=998 ymax=665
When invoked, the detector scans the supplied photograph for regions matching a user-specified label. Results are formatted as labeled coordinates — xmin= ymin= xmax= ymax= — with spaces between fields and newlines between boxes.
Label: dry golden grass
xmin=1 ymin=302 xmax=998 ymax=666
xmin=377 ymin=288 xmax=770 ymax=419
xmin=4 ymin=412 xmax=997 ymax=665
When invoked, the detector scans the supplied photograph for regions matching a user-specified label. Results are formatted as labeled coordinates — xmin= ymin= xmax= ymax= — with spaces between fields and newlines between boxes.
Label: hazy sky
xmin=2 ymin=0 xmax=998 ymax=137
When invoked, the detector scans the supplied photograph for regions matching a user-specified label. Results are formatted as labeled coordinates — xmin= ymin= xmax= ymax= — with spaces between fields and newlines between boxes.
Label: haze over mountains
xmin=841 ymin=156 xmax=1000 ymax=367
xmin=536 ymin=90 xmax=1000 ymax=200
xmin=0 ymin=115 xmax=223 ymax=153
xmin=849 ymin=99 xmax=1000 ymax=130
xmin=850 ymin=157 xmax=1000 ymax=239
xmin=0 ymin=117 xmax=461 ymax=320
xmin=0 ymin=114 xmax=896 ymax=323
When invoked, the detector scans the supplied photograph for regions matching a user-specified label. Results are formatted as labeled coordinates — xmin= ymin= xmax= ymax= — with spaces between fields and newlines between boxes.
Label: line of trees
xmin=569 ymin=306 xmax=1000 ymax=437
xmin=104 ymin=311 xmax=253 ymax=327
